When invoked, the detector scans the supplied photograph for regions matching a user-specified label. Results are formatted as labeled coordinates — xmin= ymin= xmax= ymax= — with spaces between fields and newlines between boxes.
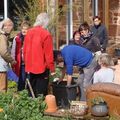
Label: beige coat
xmin=0 ymin=31 xmax=14 ymax=71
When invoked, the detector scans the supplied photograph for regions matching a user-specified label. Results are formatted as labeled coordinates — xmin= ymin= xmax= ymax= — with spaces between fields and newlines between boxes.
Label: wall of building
xmin=109 ymin=0 xmax=120 ymax=47
xmin=58 ymin=0 xmax=120 ymax=50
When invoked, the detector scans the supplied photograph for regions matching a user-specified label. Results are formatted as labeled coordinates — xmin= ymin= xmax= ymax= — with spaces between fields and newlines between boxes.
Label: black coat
xmin=90 ymin=24 xmax=108 ymax=51
xmin=80 ymin=34 xmax=101 ymax=53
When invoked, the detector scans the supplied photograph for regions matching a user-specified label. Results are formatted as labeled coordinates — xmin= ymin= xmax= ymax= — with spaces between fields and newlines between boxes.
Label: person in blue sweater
xmin=56 ymin=45 xmax=97 ymax=101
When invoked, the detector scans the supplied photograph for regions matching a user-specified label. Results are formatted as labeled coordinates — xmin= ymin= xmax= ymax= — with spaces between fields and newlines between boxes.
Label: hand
xmin=11 ymin=60 xmax=17 ymax=65
xmin=67 ymin=80 xmax=71 ymax=87
xmin=66 ymin=75 xmax=72 ymax=86
xmin=50 ymin=72 xmax=56 ymax=76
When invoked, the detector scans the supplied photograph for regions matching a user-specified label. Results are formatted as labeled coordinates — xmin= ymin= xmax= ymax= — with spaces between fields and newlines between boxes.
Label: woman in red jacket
xmin=23 ymin=13 xmax=55 ymax=97
xmin=11 ymin=21 xmax=30 ymax=91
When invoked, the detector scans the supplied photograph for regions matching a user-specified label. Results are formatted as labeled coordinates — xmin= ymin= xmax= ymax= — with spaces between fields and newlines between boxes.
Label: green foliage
xmin=12 ymin=0 xmax=43 ymax=26
xmin=0 ymin=90 xmax=47 ymax=120
xmin=8 ymin=81 xmax=17 ymax=89
xmin=109 ymin=114 xmax=120 ymax=120
xmin=49 ymin=67 xmax=62 ymax=82
xmin=91 ymin=96 xmax=106 ymax=106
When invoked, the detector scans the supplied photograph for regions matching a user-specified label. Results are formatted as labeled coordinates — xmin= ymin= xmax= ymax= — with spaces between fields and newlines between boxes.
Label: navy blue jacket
xmin=90 ymin=24 xmax=108 ymax=50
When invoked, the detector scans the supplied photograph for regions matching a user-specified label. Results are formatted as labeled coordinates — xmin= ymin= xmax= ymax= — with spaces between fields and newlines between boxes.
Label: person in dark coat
xmin=79 ymin=22 xmax=101 ymax=53
xmin=90 ymin=16 xmax=108 ymax=52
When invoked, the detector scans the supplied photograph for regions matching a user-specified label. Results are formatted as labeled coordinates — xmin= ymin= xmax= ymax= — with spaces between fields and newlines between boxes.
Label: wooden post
xmin=103 ymin=0 xmax=109 ymax=31
xmin=83 ymin=0 xmax=90 ymax=24
xmin=56 ymin=0 xmax=59 ymax=50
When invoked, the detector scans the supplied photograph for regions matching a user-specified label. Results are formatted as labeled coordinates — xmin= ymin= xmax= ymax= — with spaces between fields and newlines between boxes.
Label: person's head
xmin=53 ymin=50 xmax=64 ymax=63
xmin=1 ymin=18 xmax=14 ymax=34
xmin=93 ymin=16 xmax=101 ymax=26
xmin=73 ymin=30 xmax=80 ymax=44
xmin=79 ymin=22 xmax=90 ymax=37
xmin=98 ymin=53 xmax=114 ymax=67
xmin=34 ymin=12 xmax=49 ymax=28
xmin=21 ymin=21 xmax=30 ymax=36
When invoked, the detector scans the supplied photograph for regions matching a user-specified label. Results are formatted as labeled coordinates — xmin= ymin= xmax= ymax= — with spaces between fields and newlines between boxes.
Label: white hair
xmin=34 ymin=13 xmax=49 ymax=28
xmin=0 ymin=18 xmax=13 ymax=29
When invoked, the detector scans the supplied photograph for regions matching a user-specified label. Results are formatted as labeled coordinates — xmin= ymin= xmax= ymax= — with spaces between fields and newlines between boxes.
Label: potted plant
xmin=90 ymin=96 xmax=108 ymax=117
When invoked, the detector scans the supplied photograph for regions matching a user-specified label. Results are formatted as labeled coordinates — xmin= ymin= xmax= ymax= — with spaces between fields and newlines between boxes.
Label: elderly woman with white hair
xmin=23 ymin=13 xmax=55 ymax=97
xmin=93 ymin=53 xmax=114 ymax=83
xmin=0 ymin=18 xmax=16 ymax=92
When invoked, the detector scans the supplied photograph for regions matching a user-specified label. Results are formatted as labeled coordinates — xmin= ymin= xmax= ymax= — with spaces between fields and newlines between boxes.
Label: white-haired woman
xmin=23 ymin=13 xmax=55 ymax=97
xmin=0 ymin=18 xmax=16 ymax=92
xmin=93 ymin=53 xmax=114 ymax=83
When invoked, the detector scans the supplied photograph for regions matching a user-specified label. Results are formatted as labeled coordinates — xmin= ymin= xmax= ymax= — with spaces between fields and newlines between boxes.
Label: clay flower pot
xmin=45 ymin=94 xmax=57 ymax=113
xmin=0 ymin=108 xmax=3 ymax=112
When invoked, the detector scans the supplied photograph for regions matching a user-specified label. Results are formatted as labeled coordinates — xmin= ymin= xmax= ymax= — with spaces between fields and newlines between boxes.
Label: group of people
xmin=56 ymin=16 xmax=114 ymax=101
xmin=0 ymin=13 xmax=55 ymax=98
xmin=0 ymin=13 xmax=114 ymax=101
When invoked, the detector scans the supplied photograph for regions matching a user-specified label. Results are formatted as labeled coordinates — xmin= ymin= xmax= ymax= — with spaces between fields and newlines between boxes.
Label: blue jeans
xmin=18 ymin=65 xmax=26 ymax=91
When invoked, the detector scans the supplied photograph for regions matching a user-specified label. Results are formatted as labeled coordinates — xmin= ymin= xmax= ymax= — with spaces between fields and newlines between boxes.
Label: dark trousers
xmin=18 ymin=65 xmax=26 ymax=91
xmin=29 ymin=69 xmax=49 ymax=97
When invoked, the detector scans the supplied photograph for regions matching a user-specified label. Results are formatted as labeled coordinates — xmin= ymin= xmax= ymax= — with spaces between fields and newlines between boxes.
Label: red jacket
xmin=11 ymin=33 xmax=23 ymax=76
xmin=23 ymin=26 xmax=55 ymax=74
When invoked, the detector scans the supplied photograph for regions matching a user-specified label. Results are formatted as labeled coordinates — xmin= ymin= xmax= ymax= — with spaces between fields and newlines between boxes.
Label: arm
xmin=64 ymin=58 xmax=73 ymax=86
xmin=11 ymin=37 xmax=17 ymax=60
xmin=0 ymin=35 xmax=15 ymax=64
xmin=67 ymin=75 xmax=72 ymax=86
xmin=102 ymin=26 xmax=108 ymax=50
xmin=92 ymin=37 xmax=101 ymax=52
xmin=43 ymin=34 xmax=55 ymax=72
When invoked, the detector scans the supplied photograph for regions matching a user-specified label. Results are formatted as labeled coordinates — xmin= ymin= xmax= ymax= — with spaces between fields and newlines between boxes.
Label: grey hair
xmin=98 ymin=53 xmax=114 ymax=66
xmin=0 ymin=18 xmax=13 ymax=34
xmin=0 ymin=18 xmax=13 ymax=29
xmin=34 ymin=13 xmax=49 ymax=28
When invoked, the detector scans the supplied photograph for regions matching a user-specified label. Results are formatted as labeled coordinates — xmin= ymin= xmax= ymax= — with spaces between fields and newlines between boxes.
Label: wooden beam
xmin=83 ymin=0 xmax=90 ymax=24
xmin=56 ymin=0 xmax=59 ymax=50
xmin=103 ymin=0 xmax=109 ymax=30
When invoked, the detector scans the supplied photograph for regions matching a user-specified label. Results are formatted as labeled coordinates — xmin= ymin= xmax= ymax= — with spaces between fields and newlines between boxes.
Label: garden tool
xmin=25 ymin=73 xmax=35 ymax=98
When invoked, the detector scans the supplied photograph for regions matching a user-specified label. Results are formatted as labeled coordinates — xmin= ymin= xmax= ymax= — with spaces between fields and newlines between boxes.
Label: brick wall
xmin=109 ymin=0 xmax=120 ymax=47
xmin=57 ymin=0 xmax=120 ymax=49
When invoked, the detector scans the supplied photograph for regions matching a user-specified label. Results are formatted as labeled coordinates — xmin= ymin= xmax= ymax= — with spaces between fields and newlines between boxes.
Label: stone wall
xmin=58 ymin=0 xmax=84 ymax=47
xmin=109 ymin=0 xmax=120 ymax=47
xmin=56 ymin=0 xmax=120 ymax=49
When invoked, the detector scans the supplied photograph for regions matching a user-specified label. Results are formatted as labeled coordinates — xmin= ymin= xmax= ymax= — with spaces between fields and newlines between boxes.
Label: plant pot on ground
xmin=90 ymin=96 xmax=109 ymax=117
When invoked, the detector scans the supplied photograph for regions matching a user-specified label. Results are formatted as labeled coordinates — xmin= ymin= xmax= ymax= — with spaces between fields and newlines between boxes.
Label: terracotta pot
xmin=0 ymin=108 xmax=3 ymax=112
xmin=45 ymin=94 xmax=57 ymax=113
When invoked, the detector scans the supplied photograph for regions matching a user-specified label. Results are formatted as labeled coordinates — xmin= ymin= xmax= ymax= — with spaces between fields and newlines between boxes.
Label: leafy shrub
xmin=0 ymin=90 xmax=46 ymax=120
xmin=91 ymin=96 xmax=106 ymax=106
xmin=49 ymin=67 xmax=62 ymax=82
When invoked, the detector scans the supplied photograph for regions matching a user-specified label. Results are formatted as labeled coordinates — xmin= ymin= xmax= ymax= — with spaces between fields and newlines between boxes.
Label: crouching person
xmin=56 ymin=45 xmax=98 ymax=101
